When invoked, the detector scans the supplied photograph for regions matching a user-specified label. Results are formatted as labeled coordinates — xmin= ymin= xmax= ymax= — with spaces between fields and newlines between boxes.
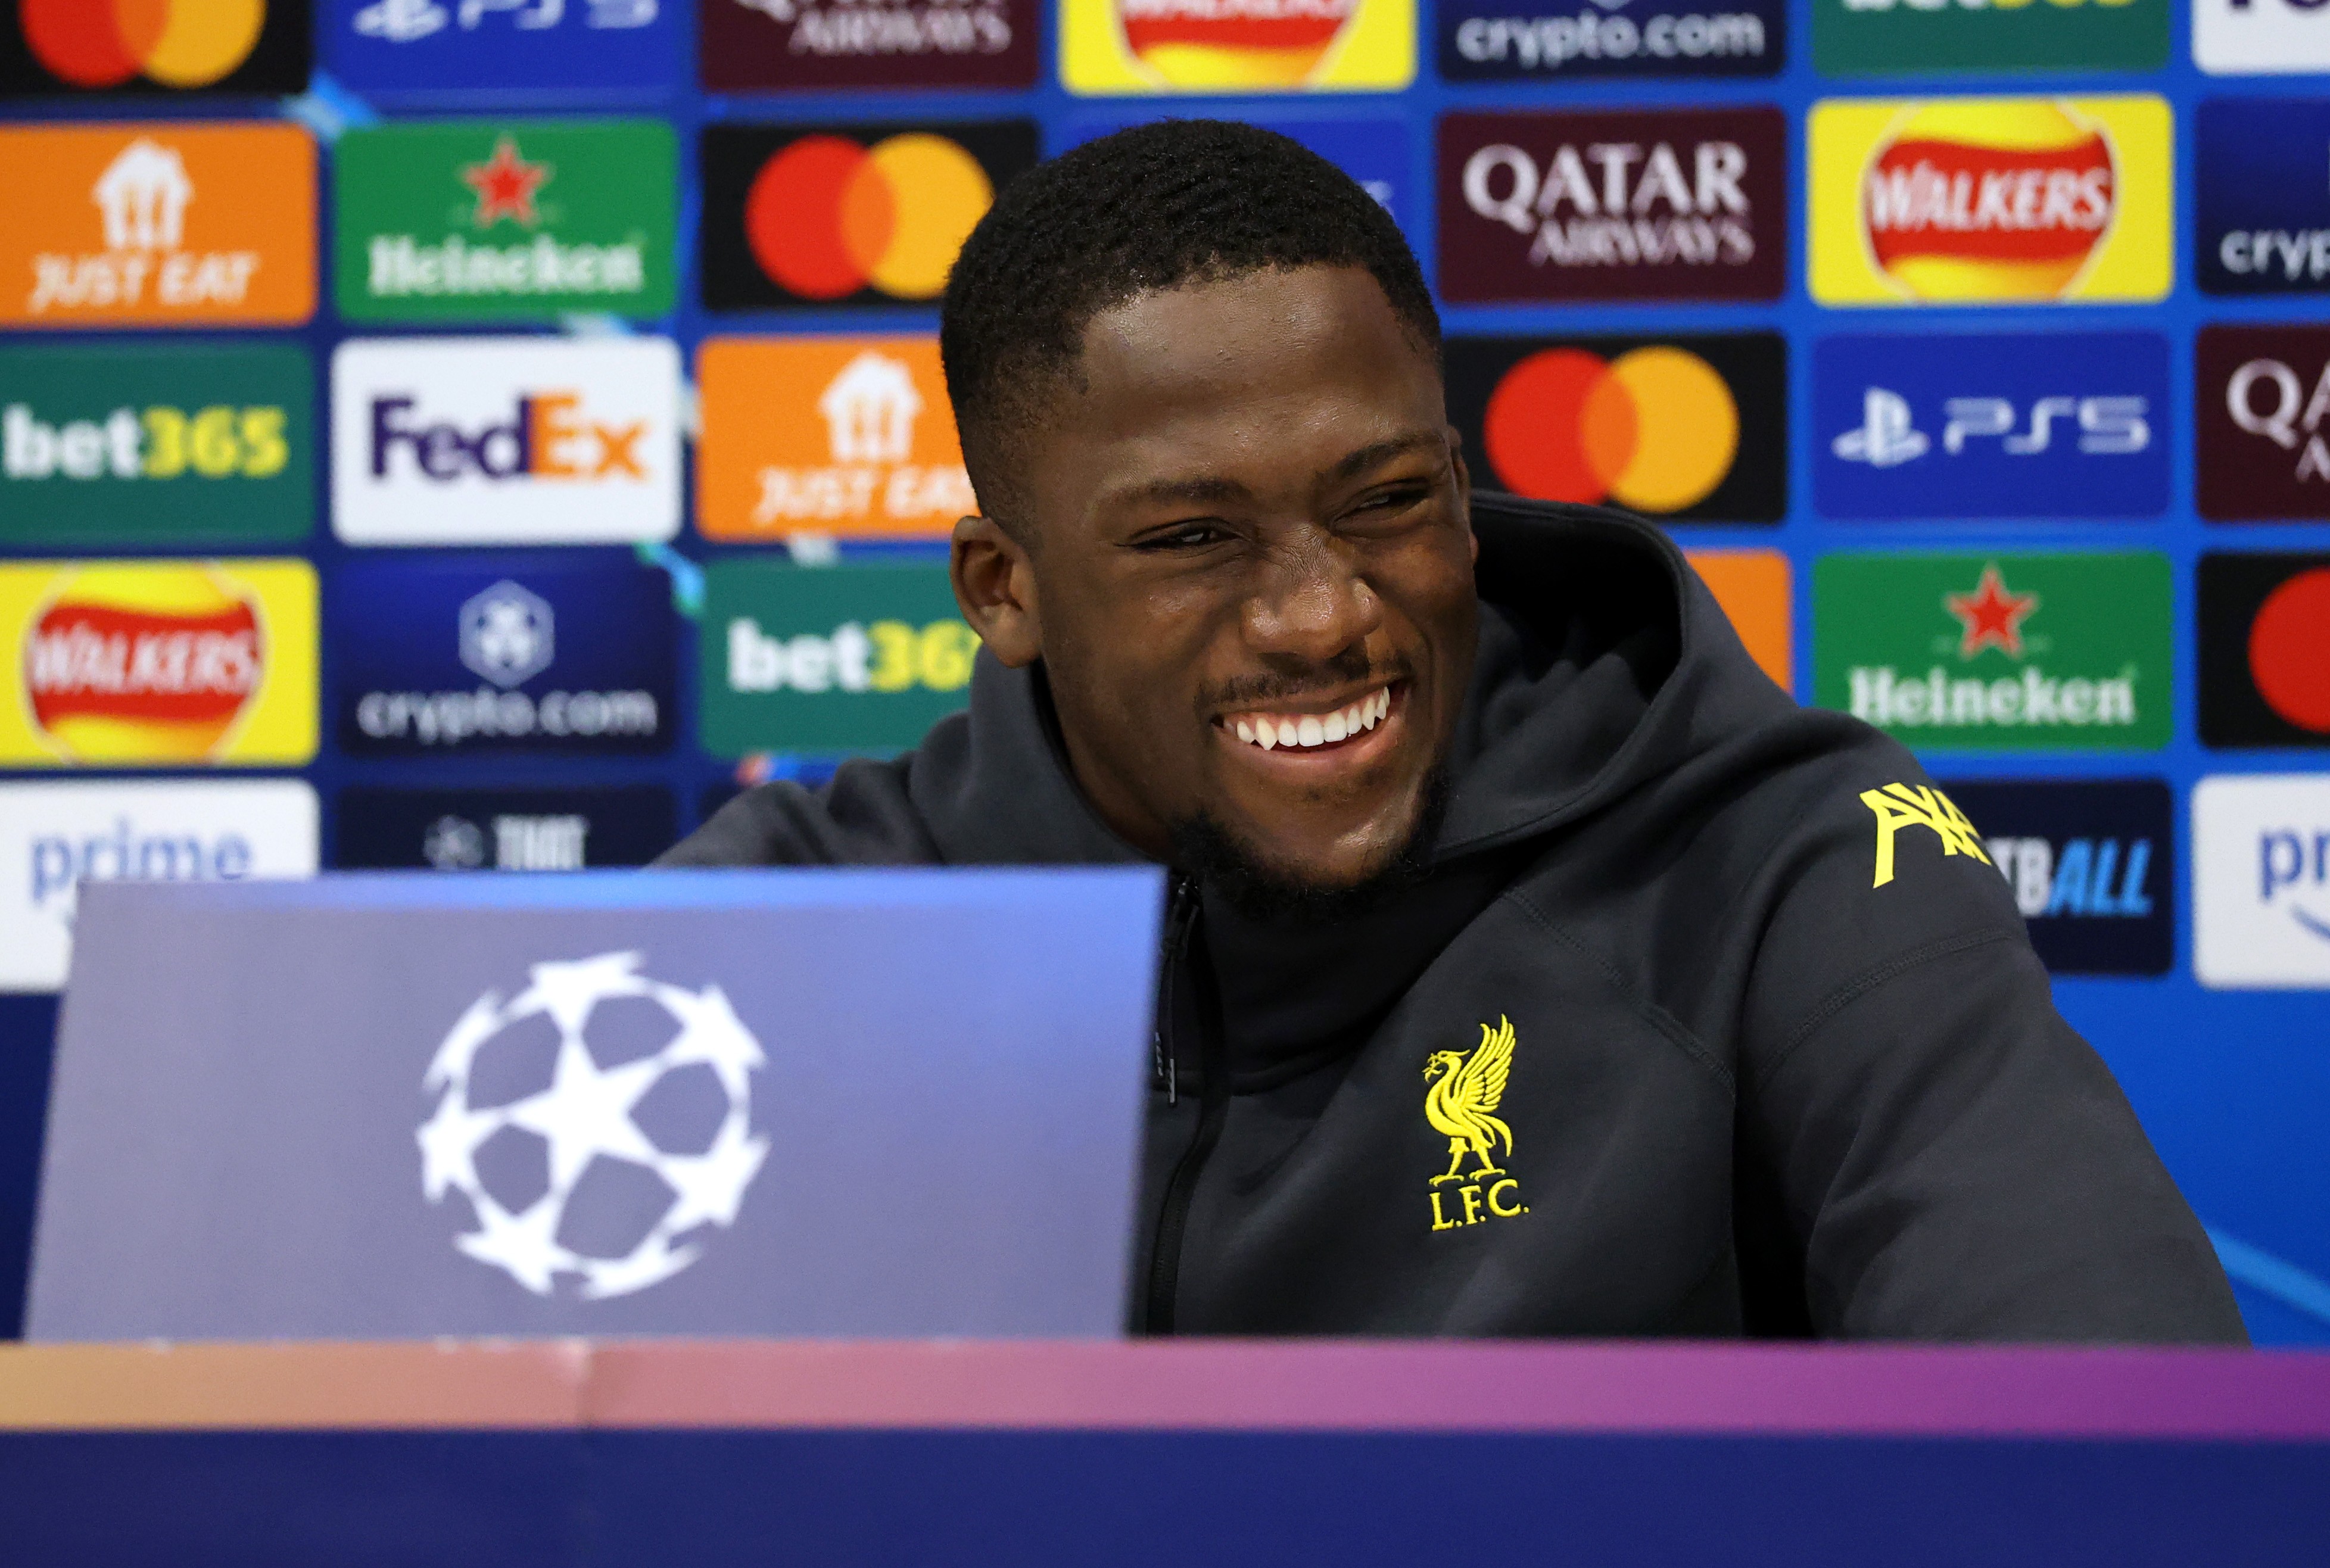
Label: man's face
xmin=956 ymin=264 xmax=1478 ymax=893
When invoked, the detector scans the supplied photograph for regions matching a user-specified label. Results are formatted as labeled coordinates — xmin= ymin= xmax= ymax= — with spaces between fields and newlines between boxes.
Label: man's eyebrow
xmin=1100 ymin=473 xmax=1255 ymax=510
xmin=1323 ymin=432 xmax=1444 ymax=488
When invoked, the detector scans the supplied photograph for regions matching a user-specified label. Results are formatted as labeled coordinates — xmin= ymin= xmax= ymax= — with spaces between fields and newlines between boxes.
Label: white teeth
xmin=1235 ymin=719 xmax=1254 ymax=744
xmin=1295 ymin=715 xmax=1323 ymax=747
xmin=1275 ymin=718 xmax=1298 ymax=747
xmin=1257 ymin=724 xmax=1276 ymax=750
xmin=1227 ymin=685 xmax=1395 ymax=751
xmin=1322 ymin=710 xmax=1348 ymax=743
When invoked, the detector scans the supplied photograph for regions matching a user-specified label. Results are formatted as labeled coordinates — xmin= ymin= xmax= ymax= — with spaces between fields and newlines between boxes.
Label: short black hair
xmin=940 ymin=119 xmax=1442 ymax=534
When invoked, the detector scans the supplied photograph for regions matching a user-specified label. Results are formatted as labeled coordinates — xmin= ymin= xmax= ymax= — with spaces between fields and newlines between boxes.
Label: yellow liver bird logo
xmin=1423 ymin=1016 xmax=1516 ymax=1187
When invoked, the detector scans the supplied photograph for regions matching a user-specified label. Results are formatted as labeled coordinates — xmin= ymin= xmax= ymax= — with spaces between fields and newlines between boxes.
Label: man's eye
xmin=1138 ymin=524 xmax=1226 ymax=551
xmin=1350 ymin=485 xmax=1429 ymax=519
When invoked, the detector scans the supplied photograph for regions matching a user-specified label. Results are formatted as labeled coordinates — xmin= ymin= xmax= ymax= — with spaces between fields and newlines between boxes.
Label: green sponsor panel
xmin=700 ymin=562 xmax=980 ymax=756
xmin=0 ymin=343 xmax=313 ymax=547
xmin=1814 ymin=0 xmax=2167 ymax=74
xmin=334 ymin=119 xmax=677 ymax=323
xmin=1814 ymin=552 xmax=2171 ymax=751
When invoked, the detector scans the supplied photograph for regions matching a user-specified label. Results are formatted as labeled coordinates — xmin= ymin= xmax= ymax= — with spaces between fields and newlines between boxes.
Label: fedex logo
xmin=332 ymin=336 xmax=678 ymax=545
xmin=1815 ymin=332 xmax=2169 ymax=520
xmin=368 ymin=392 xmax=646 ymax=481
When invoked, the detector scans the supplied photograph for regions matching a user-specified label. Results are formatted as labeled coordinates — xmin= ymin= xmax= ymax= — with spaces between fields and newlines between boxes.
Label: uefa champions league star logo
xmin=417 ymin=951 xmax=770 ymax=1299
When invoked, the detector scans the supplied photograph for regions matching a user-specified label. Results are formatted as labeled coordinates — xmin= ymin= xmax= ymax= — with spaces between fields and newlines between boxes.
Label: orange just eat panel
xmin=1685 ymin=549 xmax=1791 ymax=693
xmin=696 ymin=336 xmax=976 ymax=541
xmin=0 ymin=121 xmax=315 ymax=329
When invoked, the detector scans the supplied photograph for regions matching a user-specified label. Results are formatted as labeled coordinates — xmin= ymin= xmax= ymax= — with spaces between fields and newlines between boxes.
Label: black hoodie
xmin=661 ymin=495 xmax=2246 ymax=1343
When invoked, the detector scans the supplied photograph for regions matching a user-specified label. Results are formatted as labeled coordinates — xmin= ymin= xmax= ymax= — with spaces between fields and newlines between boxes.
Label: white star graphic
xmin=655 ymin=982 xmax=766 ymax=1101
xmin=510 ymin=951 xmax=649 ymax=1038
xmin=503 ymin=1031 xmax=665 ymax=1196
xmin=422 ymin=992 xmax=506 ymax=1094
xmin=578 ymin=1234 xmax=702 ymax=1301
xmin=455 ymin=1195 xmax=578 ymax=1296
xmin=660 ymin=1112 xmax=771 ymax=1233
xmin=416 ymin=1089 xmax=504 ymax=1203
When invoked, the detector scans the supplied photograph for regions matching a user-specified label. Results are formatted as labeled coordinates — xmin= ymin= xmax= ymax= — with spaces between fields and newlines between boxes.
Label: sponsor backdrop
xmin=0 ymin=0 xmax=2326 ymax=1348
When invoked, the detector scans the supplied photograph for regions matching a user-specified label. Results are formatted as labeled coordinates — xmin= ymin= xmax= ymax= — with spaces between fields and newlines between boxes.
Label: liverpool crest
xmin=1423 ymin=1016 xmax=1528 ymax=1231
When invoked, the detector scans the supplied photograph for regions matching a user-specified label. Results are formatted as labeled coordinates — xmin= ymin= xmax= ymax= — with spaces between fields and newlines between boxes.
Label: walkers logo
xmin=0 ymin=123 xmax=314 ymax=328
xmin=1941 ymin=779 xmax=2173 ymax=975
xmin=1815 ymin=331 xmax=2167 ymax=519
xmin=1437 ymin=108 xmax=1786 ymax=304
xmin=1446 ymin=333 xmax=1784 ymax=522
xmin=698 ymin=337 xmax=973 ymax=542
xmin=702 ymin=563 xmax=978 ymax=755
xmin=1424 ymin=1017 xmax=1528 ymax=1233
xmin=1440 ymin=0 xmax=1780 ymax=80
xmin=2197 ymin=325 xmax=2330 ymax=520
xmin=1065 ymin=113 xmax=1412 ymax=235
xmin=0 ymin=343 xmax=311 ymax=547
xmin=337 ymin=785 xmax=675 ymax=871
xmin=2195 ymin=0 xmax=2330 ymax=74
xmin=2197 ymin=99 xmax=2330 ymax=296
xmin=1686 ymin=550 xmax=1790 ymax=691
xmin=2194 ymin=775 xmax=2330 ymax=988
xmin=3 ymin=0 xmax=310 ymax=95
xmin=0 ymin=559 xmax=317 ymax=767
xmin=331 ymin=336 xmax=680 ymax=544
xmin=1808 ymin=96 xmax=2171 ymax=307
xmin=0 ymin=780 xmax=317 ymax=992
xmin=2197 ymin=553 xmax=2330 ymax=749
xmin=334 ymin=120 xmax=675 ymax=323
xmin=1061 ymin=0 xmax=1413 ymax=92
xmin=331 ymin=0 xmax=677 ymax=94
xmin=1814 ymin=0 xmax=2164 ymax=76
xmin=700 ymin=121 xmax=1036 ymax=312
xmin=332 ymin=559 xmax=674 ymax=756
xmin=703 ymin=0 xmax=1038 ymax=89
xmin=1815 ymin=553 xmax=2171 ymax=750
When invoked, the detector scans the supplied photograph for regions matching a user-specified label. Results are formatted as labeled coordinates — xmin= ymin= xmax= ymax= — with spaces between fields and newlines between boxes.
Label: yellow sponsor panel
xmin=1061 ymin=0 xmax=1415 ymax=94
xmin=1809 ymin=95 xmax=2172 ymax=307
xmin=0 ymin=559 xmax=317 ymax=766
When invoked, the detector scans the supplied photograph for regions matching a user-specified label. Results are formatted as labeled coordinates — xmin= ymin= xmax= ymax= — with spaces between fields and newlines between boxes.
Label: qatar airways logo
xmin=332 ymin=336 xmax=680 ymax=545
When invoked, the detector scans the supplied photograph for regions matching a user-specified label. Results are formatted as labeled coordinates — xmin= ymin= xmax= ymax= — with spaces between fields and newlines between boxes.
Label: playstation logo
xmin=1832 ymin=387 xmax=1931 ymax=468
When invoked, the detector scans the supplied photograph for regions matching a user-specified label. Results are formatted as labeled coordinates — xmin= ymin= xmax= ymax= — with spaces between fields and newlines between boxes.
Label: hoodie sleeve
xmin=653 ymin=755 xmax=937 ymax=866
xmin=1736 ymin=757 xmax=2246 ymax=1344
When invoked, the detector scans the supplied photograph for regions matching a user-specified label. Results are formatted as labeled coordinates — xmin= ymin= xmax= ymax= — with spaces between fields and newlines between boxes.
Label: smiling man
xmin=662 ymin=121 xmax=2244 ymax=1342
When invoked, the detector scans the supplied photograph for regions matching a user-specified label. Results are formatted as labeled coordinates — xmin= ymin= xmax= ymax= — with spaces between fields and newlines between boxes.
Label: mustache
xmin=1197 ymin=647 xmax=1413 ymax=713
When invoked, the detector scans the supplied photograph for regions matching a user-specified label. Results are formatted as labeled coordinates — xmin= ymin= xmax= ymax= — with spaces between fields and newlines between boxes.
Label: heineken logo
xmin=333 ymin=119 xmax=675 ymax=323
xmin=1815 ymin=553 xmax=2170 ymax=751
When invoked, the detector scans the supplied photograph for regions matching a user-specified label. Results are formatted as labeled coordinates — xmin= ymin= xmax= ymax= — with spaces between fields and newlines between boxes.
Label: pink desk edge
xmin=2 ymin=1339 xmax=2328 ymax=1437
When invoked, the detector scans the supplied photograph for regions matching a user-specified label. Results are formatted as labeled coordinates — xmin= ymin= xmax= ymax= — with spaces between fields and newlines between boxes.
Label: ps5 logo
xmin=1832 ymin=387 xmax=2150 ymax=469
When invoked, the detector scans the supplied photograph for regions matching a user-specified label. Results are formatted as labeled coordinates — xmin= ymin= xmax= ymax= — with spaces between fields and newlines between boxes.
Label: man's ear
xmin=1446 ymin=424 xmax=1478 ymax=567
xmin=950 ymin=515 xmax=1042 ymax=668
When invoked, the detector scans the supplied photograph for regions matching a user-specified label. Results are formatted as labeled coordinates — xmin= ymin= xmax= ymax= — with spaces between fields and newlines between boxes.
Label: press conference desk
xmin=2 ymin=1340 xmax=2325 ymax=1566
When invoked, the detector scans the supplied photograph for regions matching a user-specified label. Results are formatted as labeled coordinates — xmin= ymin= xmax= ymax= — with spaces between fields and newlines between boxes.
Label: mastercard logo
xmin=1116 ymin=0 xmax=1360 ymax=88
xmin=1861 ymin=102 xmax=2117 ymax=303
xmin=20 ymin=0 xmax=265 ymax=89
xmin=1482 ymin=347 xmax=1739 ymax=515
xmin=745 ymin=133 xmax=994 ymax=303
xmin=2250 ymin=568 xmax=2330 ymax=735
xmin=21 ymin=565 xmax=263 ymax=761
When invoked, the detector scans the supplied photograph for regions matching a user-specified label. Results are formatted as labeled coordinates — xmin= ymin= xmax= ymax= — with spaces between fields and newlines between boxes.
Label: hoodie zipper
xmin=1144 ymin=876 xmax=1228 ymax=1335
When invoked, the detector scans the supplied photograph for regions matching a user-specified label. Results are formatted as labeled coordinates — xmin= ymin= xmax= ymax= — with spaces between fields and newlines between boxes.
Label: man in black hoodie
xmin=663 ymin=121 xmax=2245 ymax=1343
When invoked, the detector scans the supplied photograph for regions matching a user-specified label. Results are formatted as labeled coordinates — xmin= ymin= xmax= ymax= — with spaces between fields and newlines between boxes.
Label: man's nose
xmin=1243 ymin=531 xmax=1382 ymax=664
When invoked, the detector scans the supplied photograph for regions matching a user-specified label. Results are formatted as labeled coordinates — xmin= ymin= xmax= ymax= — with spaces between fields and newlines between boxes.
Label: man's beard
xmin=1167 ymin=768 xmax=1450 ymax=927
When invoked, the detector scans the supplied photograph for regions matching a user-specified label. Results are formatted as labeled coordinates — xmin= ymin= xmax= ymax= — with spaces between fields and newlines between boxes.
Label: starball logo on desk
xmin=702 ymin=0 xmax=1039 ymax=89
xmin=1808 ymin=96 xmax=2172 ymax=307
xmin=700 ymin=121 xmax=1036 ymax=312
xmin=1444 ymin=333 xmax=1786 ymax=522
xmin=335 ymin=120 xmax=676 ymax=324
xmin=330 ymin=0 xmax=678 ymax=94
xmin=1438 ymin=0 xmax=1781 ymax=81
xmin=1437 ymin=108 xmax=1786 ymax=304
xmin=1814 ymin=331 xmax=2168 ymax=520
xmin=331 ymin=336 xmax=681 ymax=544
xmin=1061 ymin=0 xmax=1415 ymax=92
xmin=0 ymin=122 xmax=314 ymax=329
xmin=1813 ymin=0 xmax=2165 ymax=76
xmin=697 ymin=336 xmax=974 ymax=541
xmin=2 ymin=0 xmax=311 ymax=95
xmin=0 ymin=559 xmax=318 ymax=767
xmin=1814 ymin=553 xmax=2172 ymax=751
xmin=1 ymin=342 xmax=312 ymax=548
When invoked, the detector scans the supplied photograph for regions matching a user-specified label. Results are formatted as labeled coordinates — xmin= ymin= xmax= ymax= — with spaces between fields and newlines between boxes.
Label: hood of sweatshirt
xmin=907 ymin=494 xmax=1792 ymax=1081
